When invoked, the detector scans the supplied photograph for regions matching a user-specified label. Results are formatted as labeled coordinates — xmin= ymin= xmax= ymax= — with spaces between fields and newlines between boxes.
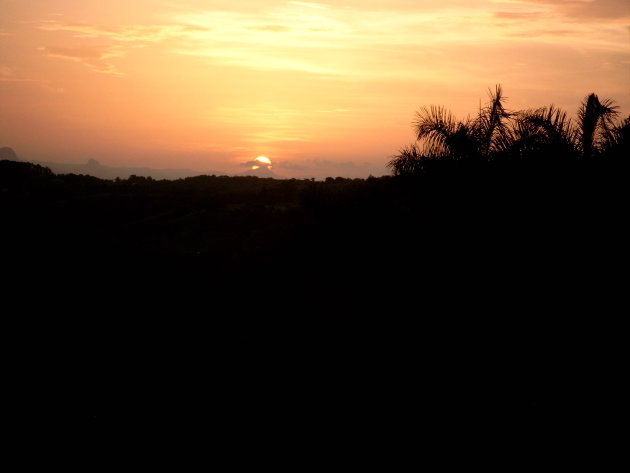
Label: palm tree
xmin=577 ymin=93 xmax=619 ymax=159
xmin=414 ymin=86 xmax=511 ymax=160
xmin=474 ymin=84 xmax=512 ymax=157
xmin=389 ymin=86 xmax=511 ymax=174
xmin=510 ymin=105 xmax=578 ymax=160
xmin=387 ymin=143 xmax=426 ymax=176
xmin=601 ymin=115 xmax=630 ymax=159
xmin=412 ymin=105 xmax=477 ymax=160
xmin=389 ymin=87 xmax=626 ymax=176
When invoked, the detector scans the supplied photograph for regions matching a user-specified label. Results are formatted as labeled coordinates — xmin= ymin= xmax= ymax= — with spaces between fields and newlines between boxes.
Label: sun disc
xmin=255 ymin=156 xmax=272 ymax=165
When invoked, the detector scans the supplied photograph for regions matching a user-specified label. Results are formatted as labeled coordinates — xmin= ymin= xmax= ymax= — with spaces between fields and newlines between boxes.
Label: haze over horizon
xmin=1 ymin=0 xmax=628 ymax=178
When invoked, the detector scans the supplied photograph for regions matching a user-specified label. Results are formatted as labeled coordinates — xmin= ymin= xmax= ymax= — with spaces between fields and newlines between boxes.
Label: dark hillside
xmin=1 ymin=158 xmax=623 ymax=457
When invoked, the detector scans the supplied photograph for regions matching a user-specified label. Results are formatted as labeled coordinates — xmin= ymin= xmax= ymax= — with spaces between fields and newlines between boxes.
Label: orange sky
xmin=1 ymin=0 xmax=628 ymax=177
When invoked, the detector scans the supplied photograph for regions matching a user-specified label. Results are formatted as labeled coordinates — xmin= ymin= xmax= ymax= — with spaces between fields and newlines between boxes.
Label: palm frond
xmin=577 ymin=93 xmax=620 ymax=157
xmin=596 ymin=97 xmax=620 ymax=145
xmin=413 ymin=105 xmax=458 ymax=155
xmin=474 ymin=84 xmax=513 ymax=156
xmin=387 ymin=143 xmax=430 ymax=176
xmin=513 ymin=105 xmax=578 ymax=159
xmin=525 ymin=106 xmax=576 ymax=142
xmin=394 ymin=86 xmax=626 ymax=171
xmin=601 ymin=115 xmax=630 ymax=154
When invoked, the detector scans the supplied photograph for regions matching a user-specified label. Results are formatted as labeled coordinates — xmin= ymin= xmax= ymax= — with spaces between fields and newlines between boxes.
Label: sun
xmin=252 ymin=156 xmax=272 ymax=170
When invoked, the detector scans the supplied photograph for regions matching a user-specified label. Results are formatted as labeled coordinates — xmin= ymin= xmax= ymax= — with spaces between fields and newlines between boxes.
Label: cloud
xmin=505 ymin=0 xmax=630 ymax=20
xmin=494 ymin=11 xmax=544 ymax=20
xmin=35 ymin=20 xmax=213 ymax=76
xmin=0 ymin=77 xmax=50 ymax=83
xmin=506 ymin=29 xmax=580 ymax=38
xmin=491 ymin=0 xmax=629 ymax=44
xmin=39 ymin=45 xmax=126 ymax=76
xmin=248 ymin=25 xmax=292 ymax=33
xmin=568 ymin=0 xmax=630 ymax=19
xmin=205 ymin=107 xmax=315 ymax=144
xmin=170 ymin=4 xmax=495 ymax=77
xmin=0 ymin=66 xmax=51 ymax=84
xmin=274 ymin=161 xmax=311 ymax=172
xmin=33 ymin=1 xmax=628 ymax=82
xmin=241 ymin=160 xmax=259 ymax=168
xmin=37 ymin=21 xmax=209 ymax=43
xmin=288 ymin=1 xmax=328 ymax=9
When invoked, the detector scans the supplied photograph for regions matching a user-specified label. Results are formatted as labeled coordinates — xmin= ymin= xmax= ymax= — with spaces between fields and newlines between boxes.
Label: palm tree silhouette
xmin=388 ymin=85 xmax=510 ymax=174
xmin=510 ymin=105 xmax=578 ymax=160
xmin=577 ymin=93 xmax=619 ymax=159
xmin=388 ymin=86 xmax=627 ymax=176
xmin=474 ymin=85 xmax=512 ymax=157
xmin=602 ymin=116 xmax=630 ymax=158
xmin=412 ymin=85 xmax=510 ymax=161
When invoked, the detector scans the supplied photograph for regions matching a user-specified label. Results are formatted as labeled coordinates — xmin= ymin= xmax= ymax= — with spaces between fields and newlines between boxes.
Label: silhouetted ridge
xmin=1 ymin=89 xmax=624 ymax=449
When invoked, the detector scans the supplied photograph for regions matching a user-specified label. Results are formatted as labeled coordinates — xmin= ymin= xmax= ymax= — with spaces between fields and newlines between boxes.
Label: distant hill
xmin=0 ymin=147 xmax=19 ymax=161
xmin=35 ymin=158 xmax=226 ymax=180
xmin=238 ymin=166 xmax=279 ymax=178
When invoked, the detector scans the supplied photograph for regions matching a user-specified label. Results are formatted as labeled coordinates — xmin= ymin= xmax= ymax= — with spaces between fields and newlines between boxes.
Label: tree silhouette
xmin=602 ymin=116 xmax=630 ymax=159
xmin=389 ymin=85 xmax=511 ymax=174
xmin=512 ymin=105 xmax=578 ymax=160
xmin=577 ymin=93 xmax=619 ymax=159
xmin=474 ymin=85 xmax=512 ymax=157
xmin=389 ymin=86 xmax=628 ymax=176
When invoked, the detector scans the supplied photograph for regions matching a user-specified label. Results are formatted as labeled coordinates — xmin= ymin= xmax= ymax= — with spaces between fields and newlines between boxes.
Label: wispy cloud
xmin=248 ymin=25 xmax=293 ymax=33
xmin=0 ymin=65 xmax=49 ymax=84
xmin=169 ymin=4 xmax=495 ymax=77
xmin=206 ymin=106 xmax=314 ymax=144
xmin=39 ymin=45 xmax=126 ymax=76
xmin=0 ymin=77 xmax=50 ymax=83
xmin=494 ymin=0 xmax=630 ymax=21
xmin=169 ymin=0 xmax=629 ymax=78
xmin=288 ymin=1 xmax=328 ymax=9
xmin=491 ymin=0 xmax=630 ymax=45
xmin=37 ymin=21 xmax=209 ymax=43
xmin=36 ymin=20 xmax=210 ymax=76
xmin=494 ymin=11 xmax=544 ymax=20
xmin=33 ymin=2 xmax=629 ymax=80
xmin=506 ymin=29 xmax=580 ymax=38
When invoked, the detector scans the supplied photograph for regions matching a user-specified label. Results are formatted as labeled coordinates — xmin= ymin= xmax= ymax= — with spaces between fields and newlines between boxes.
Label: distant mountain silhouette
xmin=35 ymin=158 xmax=226 ymax=180
xmin=238 ymin=166 xmax=279 ymax=178
xmin=0 ymin=147 xmax=19 ymax=161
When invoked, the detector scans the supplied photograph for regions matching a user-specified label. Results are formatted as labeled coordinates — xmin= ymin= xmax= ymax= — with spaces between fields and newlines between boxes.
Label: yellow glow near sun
xmin=251 ymin=156 xmax=272 ymax=170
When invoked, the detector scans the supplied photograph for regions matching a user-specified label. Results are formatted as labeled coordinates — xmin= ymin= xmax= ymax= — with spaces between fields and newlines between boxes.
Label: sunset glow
xmin=1 ymin=0 xmax=628 ymax=178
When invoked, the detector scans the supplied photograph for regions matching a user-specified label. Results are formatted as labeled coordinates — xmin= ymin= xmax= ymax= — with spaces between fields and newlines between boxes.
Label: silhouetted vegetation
xmin=1 ymin=87 xmax=624 ymax=446
xmin=388 ymin=86 xmax=628 ymax=174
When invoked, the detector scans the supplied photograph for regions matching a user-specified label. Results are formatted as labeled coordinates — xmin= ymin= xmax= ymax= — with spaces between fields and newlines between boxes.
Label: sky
xmin=1 ymin=0 xmax=628 ymax=178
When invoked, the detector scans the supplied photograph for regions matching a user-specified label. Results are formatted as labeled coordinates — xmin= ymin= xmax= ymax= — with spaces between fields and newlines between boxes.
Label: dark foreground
xmin=1 ymin=159 xmax=623 ymax=465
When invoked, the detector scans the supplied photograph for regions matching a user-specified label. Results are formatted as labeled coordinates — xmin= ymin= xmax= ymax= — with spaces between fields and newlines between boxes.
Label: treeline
xmin=1 ymin=117 xmax=624 ymax=438
xmin=0 ymin=160 xmax=398 ymax=269
xmin=1 ymin=87 xmax=625 ymax=335
xmin=389 ymin=86 xmax=629 ymax=175
xmin=1 ymin=149 xmax=623 ymax=288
